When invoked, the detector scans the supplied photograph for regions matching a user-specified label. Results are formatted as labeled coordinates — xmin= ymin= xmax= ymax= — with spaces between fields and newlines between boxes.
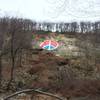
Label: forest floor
xmin=1 ymin=50 xmax=100 ymax=100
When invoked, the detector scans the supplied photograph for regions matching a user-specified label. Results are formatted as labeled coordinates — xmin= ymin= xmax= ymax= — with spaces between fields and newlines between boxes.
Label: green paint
xmin=32 ymin=35 xmax=35 ymax=39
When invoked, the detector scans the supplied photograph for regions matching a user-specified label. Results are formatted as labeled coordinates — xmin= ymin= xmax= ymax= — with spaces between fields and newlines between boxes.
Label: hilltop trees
xmin=1 ymin=17 xmax=100 ymax=35
xmin=34 ymin=21 xmax=100 ymax=33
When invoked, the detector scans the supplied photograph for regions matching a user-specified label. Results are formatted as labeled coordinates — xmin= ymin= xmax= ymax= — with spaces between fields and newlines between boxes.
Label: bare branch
xmin=3 ymin=89 xmax=65 ymax=100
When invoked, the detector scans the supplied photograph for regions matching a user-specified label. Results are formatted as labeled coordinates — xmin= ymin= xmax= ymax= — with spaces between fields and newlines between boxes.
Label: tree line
xmin=35 ymin=21 xmax=100 ymax=33
xmin=0 ymin=17 xmax=100 ymax=34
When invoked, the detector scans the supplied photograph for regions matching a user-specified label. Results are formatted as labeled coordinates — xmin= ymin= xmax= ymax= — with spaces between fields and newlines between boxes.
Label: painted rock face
xmin=40 ymin=40 xmax=59 ymax=50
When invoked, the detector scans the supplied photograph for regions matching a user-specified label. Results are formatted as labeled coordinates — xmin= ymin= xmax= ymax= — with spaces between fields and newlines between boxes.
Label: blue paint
xmin=43 ymin=45 xmax=55 ymax=50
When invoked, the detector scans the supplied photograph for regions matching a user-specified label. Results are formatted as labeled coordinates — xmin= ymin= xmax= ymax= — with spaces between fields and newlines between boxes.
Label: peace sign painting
xmin=40 ymin=40 xmax=59 ymax=50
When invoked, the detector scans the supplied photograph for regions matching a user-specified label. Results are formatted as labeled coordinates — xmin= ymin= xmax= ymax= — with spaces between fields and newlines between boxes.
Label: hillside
xmin=0 ymin=31 xmax=100 ymax=100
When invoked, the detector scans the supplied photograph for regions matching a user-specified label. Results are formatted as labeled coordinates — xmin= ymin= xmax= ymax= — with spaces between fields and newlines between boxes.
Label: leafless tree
xmin=6 ymin=17 xmax=32 ymax=89
xmin=0 ymin=17 xmax=10 ymax=87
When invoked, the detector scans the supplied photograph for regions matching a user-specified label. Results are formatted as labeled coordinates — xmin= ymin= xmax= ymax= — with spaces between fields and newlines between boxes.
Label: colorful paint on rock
xmin=40 ymin=40 xmax=59 ymax=50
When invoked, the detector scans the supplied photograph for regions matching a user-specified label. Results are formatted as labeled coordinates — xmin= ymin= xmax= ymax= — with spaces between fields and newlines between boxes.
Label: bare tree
xmin=0 ymin=17 xmax=10 ymax=87
xmin=6 ymin=17 xmax=32 ymax=89
xmin=0 ymin=31 xmax=4 ymax=87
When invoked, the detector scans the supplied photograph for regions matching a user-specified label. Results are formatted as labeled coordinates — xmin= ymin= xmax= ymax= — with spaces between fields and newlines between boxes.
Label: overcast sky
xmin=0 ymin=0 xmax=100 ymax=22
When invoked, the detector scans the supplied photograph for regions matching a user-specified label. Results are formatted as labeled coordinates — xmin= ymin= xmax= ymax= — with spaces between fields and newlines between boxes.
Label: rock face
xmin=54 ymin=37 xmax=79 ymax=57
xmin=32 ymin=33 xmax=80 ymax=57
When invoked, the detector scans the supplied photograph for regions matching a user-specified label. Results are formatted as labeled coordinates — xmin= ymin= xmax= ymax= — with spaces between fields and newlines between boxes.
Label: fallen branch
xmin=3 ymin=88 xmax=65 ymax=100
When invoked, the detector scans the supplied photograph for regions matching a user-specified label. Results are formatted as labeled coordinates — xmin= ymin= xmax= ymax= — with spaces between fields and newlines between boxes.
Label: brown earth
xmin=1 ymin=49 xmax=100 ymax=100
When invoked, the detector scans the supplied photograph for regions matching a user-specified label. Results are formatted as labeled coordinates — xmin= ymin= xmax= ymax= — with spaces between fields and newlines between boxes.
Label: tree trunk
xmin=7 ymin=31 xmax=15 ymax=90
xmin=11 ymin=56 xmax=15 ymax=81
xmin=7 ymin=56 xmax=15 ymax=90
xmin=0 ymin=56 xmax=2 ymax=87
xmin=19 ymin=50 xmax=22 ymax=67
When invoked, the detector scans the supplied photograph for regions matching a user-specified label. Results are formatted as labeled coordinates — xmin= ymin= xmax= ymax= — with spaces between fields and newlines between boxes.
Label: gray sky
xmin=0 ymin=0 xmax=100 ymax=22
